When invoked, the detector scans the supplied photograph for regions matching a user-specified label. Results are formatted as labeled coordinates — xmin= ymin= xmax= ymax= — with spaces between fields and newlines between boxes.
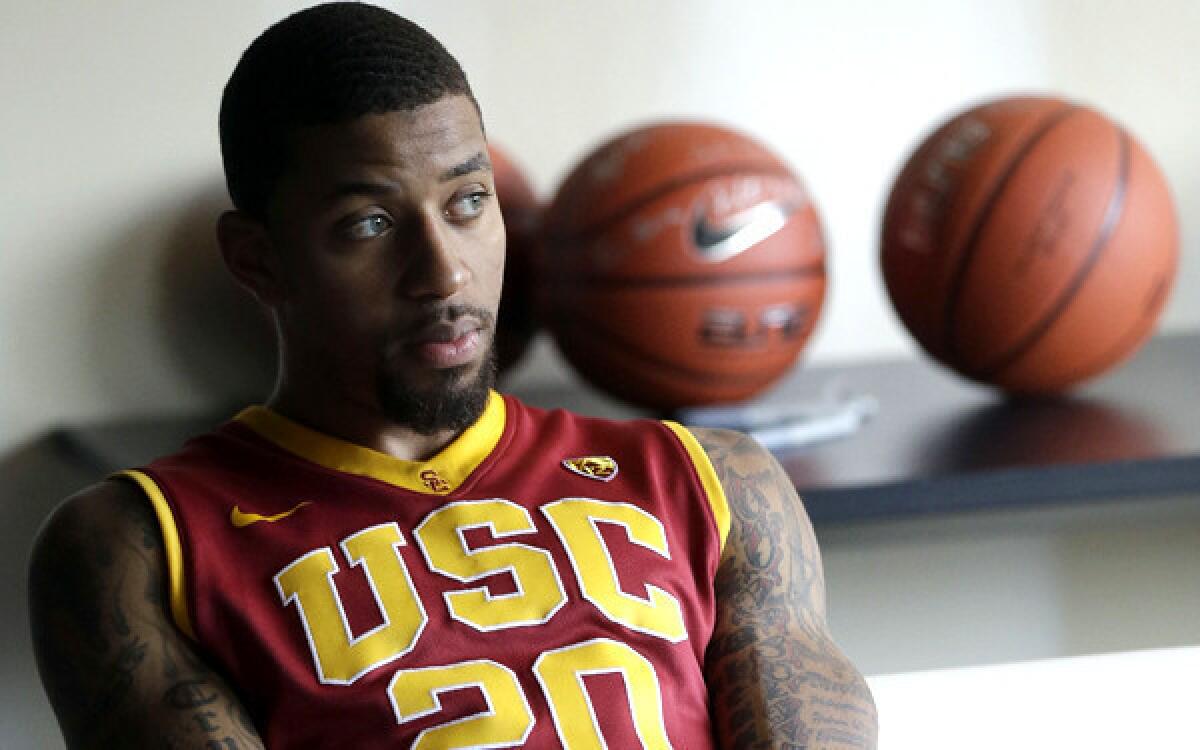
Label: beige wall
xmin=4 ymin=2 xmax=1197 ymax=747
xmin=4 ymin=0 xmax=1196 ymax=454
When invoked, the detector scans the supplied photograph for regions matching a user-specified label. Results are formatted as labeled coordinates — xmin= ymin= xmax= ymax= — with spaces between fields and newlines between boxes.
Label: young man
xmin=29 ymin=4 xmax=876 ymax=748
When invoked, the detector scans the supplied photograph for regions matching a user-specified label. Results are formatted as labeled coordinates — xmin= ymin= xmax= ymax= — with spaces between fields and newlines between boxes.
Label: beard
xmin=376 ymin=309 xmax=498 ymax=436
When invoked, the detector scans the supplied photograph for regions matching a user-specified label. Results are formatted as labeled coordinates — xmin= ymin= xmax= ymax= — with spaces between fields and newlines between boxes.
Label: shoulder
xmin=687 ymin=426 xmax=817 ymax=560
xmin=688 ymin=426 xmax=800 ymax=506
xmin=688 ymin=426 xmax=766 ymax=465
xmin=29 ymin=477 xmax=161 ymax=597
xmin=33 ymin=476 xmax=155 ymax=546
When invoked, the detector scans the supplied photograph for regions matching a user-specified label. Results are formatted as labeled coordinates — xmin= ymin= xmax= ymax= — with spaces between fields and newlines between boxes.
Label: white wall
xmin=821 ymin=493 xmax=1200 ymax=676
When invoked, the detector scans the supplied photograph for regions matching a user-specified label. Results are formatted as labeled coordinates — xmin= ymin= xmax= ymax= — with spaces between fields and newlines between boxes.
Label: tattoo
xmin=92 ymin=636 xmax=148 ymax=716
xmin=194 ymin=710 xmax=220 ymax=732
xmin=163 ymin=674 xmax=262 ymax=749
xmin=165 ymin=679 xmax=220 ymax=710
xmin=698 ymin=429 xmax=877 ymax=749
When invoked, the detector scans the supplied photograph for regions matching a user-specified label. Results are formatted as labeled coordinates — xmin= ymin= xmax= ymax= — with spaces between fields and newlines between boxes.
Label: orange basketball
xmin=542 ymin=122 xmax=826 ymax=410
xmin=489 ymin=143 xmax=542 ymax=374
xmin=882 ymin=95 xmax=1178 ymax=393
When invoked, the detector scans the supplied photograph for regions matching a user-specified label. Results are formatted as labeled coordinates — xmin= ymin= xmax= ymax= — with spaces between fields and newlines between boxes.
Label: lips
xmin=408 ymin=318 xmax=485 ymax=369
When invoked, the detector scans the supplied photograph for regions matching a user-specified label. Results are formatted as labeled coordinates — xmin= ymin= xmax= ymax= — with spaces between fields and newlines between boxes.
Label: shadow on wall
xmin=82 ymin=178 xmax=275 ymax=416
xmin=155 ymin=186 xmax=276 ymax=404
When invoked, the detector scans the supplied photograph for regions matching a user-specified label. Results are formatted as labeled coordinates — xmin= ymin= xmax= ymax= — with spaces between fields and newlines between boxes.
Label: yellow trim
xmin=662 ymin=421 xmax=731 ymax=552
xmin=234 ymin=391 xmax=506 ymax=495
xmin=115 ymin=470 xmax=196 ymax=641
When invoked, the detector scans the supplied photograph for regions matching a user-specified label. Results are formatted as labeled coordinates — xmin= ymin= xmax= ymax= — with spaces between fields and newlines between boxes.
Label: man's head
xmin=220 ymin=2 xmax=477 ymax=220
xmin=217 ymin=3 xmax=503 ymax=436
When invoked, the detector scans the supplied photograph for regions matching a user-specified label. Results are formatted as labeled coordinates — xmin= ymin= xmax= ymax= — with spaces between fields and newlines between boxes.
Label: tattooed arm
xmin=696 ymin=428 xmax=877 ymax=750
xmin=28 ymin=479 xmax=265 ymax=749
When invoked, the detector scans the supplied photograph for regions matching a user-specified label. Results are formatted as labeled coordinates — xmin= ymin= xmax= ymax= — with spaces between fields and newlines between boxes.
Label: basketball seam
xmin=1041 ymin=275 xmax=1162 ymax=388
xmin=1005 ymin=185 xmax=1175 ymax=389
xmin=547 ymin=264 xmax=824 ymax=290
xmin=544 ymin=162 xmax=797 ymax=242
xmin=980 ymin=128 xmax=1132 ymax=381
xmin=942 ymin=103 xmax=1079 ymax=360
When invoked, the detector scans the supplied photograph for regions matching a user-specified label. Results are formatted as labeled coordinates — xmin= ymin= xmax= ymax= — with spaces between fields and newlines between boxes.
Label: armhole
xmin=113 ymin=469 xmax=197 ymax=641
xmin=661 ymin=421 xmax=731 ymax=553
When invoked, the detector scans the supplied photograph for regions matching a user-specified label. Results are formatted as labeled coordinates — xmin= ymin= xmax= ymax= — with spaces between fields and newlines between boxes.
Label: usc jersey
xmin=120 ymin=391 xmax=729 ymax=748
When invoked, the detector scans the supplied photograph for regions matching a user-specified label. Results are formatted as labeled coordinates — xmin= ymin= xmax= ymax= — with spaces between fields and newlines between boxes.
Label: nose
xmin=402 ymin=213 xmax=470 ymax=300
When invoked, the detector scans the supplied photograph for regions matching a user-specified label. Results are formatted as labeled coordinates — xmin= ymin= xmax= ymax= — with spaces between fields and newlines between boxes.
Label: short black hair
xmin=219 ymin=2 xmax=477 ymax=219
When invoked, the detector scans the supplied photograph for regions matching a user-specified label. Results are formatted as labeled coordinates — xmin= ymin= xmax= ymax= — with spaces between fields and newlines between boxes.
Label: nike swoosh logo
xmin=230 ymin=501 xmax=312 ymax=528
xmin=692 ymin=200 xmax=798 ymax=263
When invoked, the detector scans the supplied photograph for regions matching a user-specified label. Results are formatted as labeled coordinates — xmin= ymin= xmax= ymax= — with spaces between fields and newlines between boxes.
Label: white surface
xmin=869 ymin=645 xmax=1200 ymax=749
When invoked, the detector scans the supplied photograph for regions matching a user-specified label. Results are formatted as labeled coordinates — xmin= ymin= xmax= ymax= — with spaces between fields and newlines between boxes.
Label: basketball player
xmin=29 ymin=4 xmax=876 ymax=748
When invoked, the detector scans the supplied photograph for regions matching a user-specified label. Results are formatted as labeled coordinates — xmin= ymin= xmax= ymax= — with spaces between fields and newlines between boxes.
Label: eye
xmin=445 ymin=188 xmax=492 ymax=221
xmin=344 ymin=213 xmax=393 ymax=240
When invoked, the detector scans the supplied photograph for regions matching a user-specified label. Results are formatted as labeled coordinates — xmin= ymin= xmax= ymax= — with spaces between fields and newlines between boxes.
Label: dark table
xmin=56 ymin=332 xmax=1200 ymax=524
xmin=767 ymin=332 xmax=1199 ymax=521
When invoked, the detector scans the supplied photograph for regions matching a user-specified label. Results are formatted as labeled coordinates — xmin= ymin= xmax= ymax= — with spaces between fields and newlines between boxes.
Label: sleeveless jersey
xmin=121 ymin=392 xmax=729 ymax=749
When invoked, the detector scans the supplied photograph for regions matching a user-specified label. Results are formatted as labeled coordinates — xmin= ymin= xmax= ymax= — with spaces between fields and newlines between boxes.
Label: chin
xmin=377 ymin=348 xmax=496 ymax=435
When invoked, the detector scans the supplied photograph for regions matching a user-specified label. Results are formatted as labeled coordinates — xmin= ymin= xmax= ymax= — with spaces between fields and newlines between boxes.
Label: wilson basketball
xmin=882 ymin=95 xmax=1178 ymax=393
xmin=542 ymin=122 xmax=826 ymax=410
xmin=489 ymin=143 xmax=542 ymax=375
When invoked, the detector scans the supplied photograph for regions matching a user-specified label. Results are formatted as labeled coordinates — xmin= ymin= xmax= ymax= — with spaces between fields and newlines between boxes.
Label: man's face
xmin=264 ymin=94 xmax=504 ymax=433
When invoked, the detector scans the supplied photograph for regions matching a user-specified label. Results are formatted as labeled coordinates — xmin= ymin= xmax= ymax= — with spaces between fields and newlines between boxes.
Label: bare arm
xmin=696 ymin=428 xmax=877 ymax=749
xmin=28 ymin=479 xmax=265 ymax=749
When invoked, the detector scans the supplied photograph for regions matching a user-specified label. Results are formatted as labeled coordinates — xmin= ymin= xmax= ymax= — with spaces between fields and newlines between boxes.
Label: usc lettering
xmin=274 ymin=497 xmax=683 ymax=748
xmin=542 ymin=499 xmax=687 ymax=643
xmin=274 ymin=522 xmax=427 ymax=685
xmin=414 ymin=499 xmax=567 ymax=631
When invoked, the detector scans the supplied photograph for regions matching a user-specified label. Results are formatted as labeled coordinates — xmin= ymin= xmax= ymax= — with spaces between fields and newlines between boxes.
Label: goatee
xmin=377 ymin=343 xmax=497 ymax=436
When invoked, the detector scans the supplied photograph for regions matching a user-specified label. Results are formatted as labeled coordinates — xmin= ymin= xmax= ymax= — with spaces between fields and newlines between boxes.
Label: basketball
xmin=881 ymin=95 xmax=1178 ymax=393
xmin=489 ymin=143 xmax=542 ymax=375
xmin=541 ymin=122 xmax=826 ymax=410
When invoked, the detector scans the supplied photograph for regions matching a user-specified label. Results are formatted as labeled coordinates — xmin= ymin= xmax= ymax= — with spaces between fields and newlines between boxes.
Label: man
xmin=29 ymin=4 xmax=876 ymax=748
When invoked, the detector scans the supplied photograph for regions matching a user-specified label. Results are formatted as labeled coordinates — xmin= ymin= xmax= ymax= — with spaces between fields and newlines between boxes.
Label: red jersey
xmin=121 ymin=392 xmax=729 ymax=748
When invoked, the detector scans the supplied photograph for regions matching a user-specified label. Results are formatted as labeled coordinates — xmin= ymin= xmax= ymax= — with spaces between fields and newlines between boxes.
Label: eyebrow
xmin=324 ymin=179 xmax=404 ymax=201
xmin=323 ymin=152 xmax=492 ymax=201
xmin=440 ymin=151 xmax=491 ymax=182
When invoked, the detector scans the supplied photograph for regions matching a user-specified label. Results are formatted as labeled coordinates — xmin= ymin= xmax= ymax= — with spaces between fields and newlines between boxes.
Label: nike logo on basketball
xmin=692 ymin=200 xmax=797 ymax=263
xmin=230 ymin=501 xmax=312 ymax=528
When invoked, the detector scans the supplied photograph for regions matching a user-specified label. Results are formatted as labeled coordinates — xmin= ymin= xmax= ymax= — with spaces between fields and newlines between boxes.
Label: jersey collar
xmin=233 ymin=391 xmax=505 ymax=495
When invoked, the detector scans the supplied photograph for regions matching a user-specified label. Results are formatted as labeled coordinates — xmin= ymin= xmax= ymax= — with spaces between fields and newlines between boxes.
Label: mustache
xmin=400 ymin=304 xmax=496 ymax=336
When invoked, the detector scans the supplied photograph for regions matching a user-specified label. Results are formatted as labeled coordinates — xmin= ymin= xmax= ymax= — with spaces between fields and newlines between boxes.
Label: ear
xmin=216 ymin=210 xmax=282 ymax=307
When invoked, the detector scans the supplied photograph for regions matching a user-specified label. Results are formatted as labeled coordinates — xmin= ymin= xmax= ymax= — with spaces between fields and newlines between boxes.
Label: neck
xmin=267 ymin=386 xmax=461 ymax=462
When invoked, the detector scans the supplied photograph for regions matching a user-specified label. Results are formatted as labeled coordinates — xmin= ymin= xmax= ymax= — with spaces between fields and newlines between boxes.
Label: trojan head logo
xmin=561 ymin=456 xmax=619 ymax=482
xmin=419 ymin=469 xmax=451 ymax=493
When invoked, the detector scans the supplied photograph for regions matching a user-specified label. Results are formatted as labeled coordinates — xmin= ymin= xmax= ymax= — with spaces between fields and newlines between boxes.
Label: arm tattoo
xmin=698 ymin=429 xmax=877 ymax=749
xmin=29 ymin=482 xmax=265 ymax=749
